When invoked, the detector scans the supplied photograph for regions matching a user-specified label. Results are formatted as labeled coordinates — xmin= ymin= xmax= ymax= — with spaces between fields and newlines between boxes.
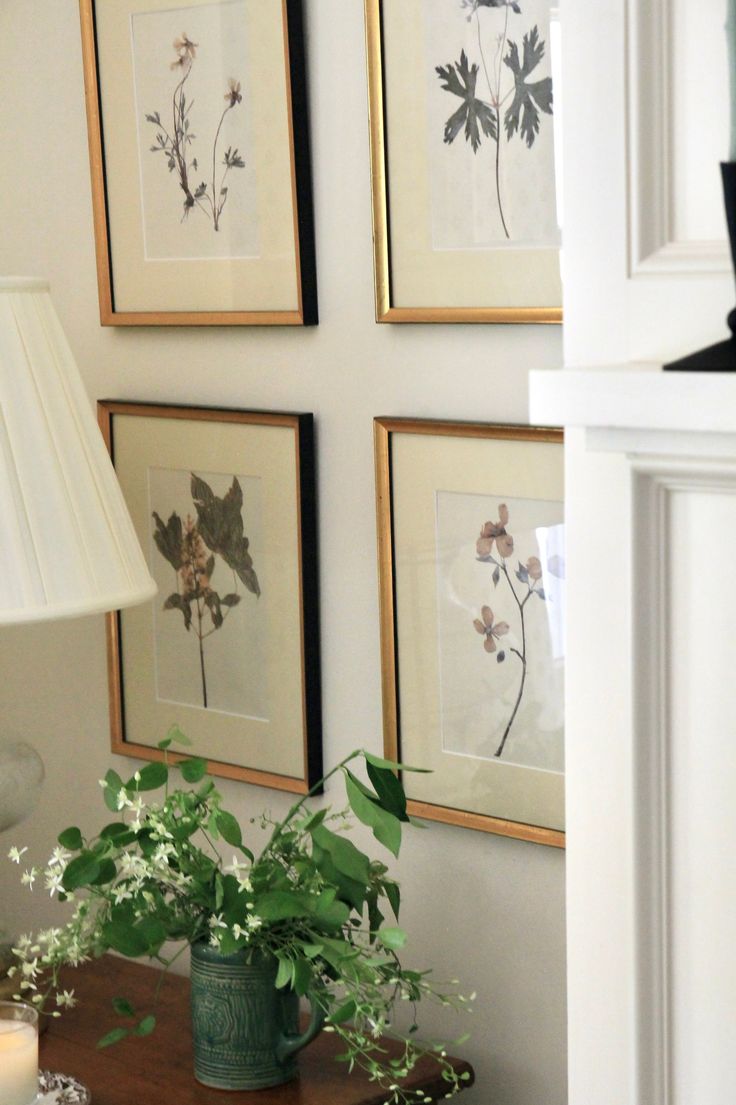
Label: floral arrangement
xmin=6 ymin=731 xmax=472 ymax=1104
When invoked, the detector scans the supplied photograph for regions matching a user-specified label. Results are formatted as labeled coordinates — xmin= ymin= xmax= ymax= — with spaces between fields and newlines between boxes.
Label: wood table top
xmin=39 ymin=955 xmax=474 ymax=1105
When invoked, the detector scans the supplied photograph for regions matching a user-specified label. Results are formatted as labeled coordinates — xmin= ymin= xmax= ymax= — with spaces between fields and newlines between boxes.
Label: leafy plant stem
xmin=260 ymin=750 xmax=364 ymax=860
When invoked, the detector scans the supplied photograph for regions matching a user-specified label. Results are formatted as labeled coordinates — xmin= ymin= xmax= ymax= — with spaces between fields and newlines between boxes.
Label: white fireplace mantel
xmin=530 ymin=365 xmax=736 ymax=1105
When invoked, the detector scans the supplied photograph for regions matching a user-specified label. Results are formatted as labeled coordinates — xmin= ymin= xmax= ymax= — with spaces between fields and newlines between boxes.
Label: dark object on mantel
xmin=665 ymin=162 xmax=736 ymax=372
xmin=40 ymin=956 xmax=475 ymax=1105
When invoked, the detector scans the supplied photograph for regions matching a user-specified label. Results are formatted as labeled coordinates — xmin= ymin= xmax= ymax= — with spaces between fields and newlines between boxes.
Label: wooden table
xmin=40 ymin=956 xmax=474 ymax=1104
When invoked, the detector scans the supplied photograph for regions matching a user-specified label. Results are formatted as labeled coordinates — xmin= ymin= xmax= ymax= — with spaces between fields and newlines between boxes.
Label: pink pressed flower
xmin=472 ymin=605 xmax=510 ymax=654
xmin=526 ymin=556 xmax=542 ymax=581
xmin=476 ymin=504 xmax=514 ymax=559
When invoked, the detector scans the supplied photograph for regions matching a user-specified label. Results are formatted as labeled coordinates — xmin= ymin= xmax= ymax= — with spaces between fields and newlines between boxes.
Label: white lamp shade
xmin=0 ymin=277 xmax=157 ymax=624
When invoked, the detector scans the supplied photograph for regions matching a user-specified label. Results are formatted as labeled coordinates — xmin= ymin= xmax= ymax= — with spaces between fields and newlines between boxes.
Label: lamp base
xmin=664 ymin=336 xmax=736 ymax=372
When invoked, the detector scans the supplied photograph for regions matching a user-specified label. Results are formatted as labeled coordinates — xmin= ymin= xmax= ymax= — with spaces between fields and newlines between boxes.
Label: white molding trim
xmin=630 ymin=457 xmax=736 ymax=1105
xmin=627 ymin=0 xmax=730 ymax=276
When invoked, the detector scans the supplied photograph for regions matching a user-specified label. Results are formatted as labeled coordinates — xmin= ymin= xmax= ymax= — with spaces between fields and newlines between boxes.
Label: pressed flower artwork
xmin=435 ymin=490 xmax=564 ymax=772
xmin=131 ymin=2 xmax=259 ymax=261
xmin=426 ymin=0 xmax=559 ymax=248
xmin=148 ymin=467 xmax=266 ymax=719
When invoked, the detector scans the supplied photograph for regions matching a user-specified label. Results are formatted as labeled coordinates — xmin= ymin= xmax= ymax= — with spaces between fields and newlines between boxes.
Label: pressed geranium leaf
xmin=503 ymin=26 xmax=553 ymax=147
xmin=436 ymin=49 xmax=497 ymax=151
xmin=191 ymin=474 xmax=261 ymax=596
xmin=152 ymin=511 xmax=184 ymax=570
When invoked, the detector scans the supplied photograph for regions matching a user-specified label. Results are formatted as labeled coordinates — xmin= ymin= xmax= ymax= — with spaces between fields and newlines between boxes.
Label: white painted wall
xmin=0 ymin=3 xmax=566 ymax=1103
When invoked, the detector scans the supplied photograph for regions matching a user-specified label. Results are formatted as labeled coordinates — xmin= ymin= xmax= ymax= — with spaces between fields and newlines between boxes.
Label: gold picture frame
xmin=365 ymin=0 xmax=562 ymax=324
xmin=80 ymin=0 xmax=317 ymax=325
xmin=99 ymin=401 xmax=322 ymax=794
xmin=375 ymin=417 xmax=564 ymax=845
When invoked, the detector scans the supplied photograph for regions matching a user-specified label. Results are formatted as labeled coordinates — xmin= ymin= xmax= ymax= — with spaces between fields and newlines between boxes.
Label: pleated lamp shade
xmin=0 ymin=277 xmax=156 ymax=624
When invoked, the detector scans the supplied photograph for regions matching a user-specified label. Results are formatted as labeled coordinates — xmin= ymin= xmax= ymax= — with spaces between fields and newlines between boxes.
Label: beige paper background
xmin=382 ymin=0 xmax=562 ymax=309
xmin=96 ymin=0 xmax=298 ymax=312
xmin=114 ymin=414 xmax=305 ymax=779
xmin=392 ymin=431 xmax=564 ymax=830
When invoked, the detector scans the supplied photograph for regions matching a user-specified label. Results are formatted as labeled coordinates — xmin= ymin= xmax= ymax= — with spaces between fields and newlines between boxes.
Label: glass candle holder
xmin=0 ymin=1001 xmax=39 ymax=1105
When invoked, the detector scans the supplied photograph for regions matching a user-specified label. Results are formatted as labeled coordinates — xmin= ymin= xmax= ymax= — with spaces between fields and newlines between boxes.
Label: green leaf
xmin=292 ymin=958 xmax=312 ymax=997
xmin=90 ymin=858 xmax=117 ymax=886
xmin=157 ymin=738 xmax=172 ymax=750
xmin=166 ymin=724 xmax=192 ymax=747
xmin=58 ymin=826 xmax=83 ymax=851
xmin=102 ymin=922 xmax=150 ymax=958
xmin=97 ymin=1027 xmax=129 ymax=1049
xmin=179 ymin=757 xmax=207 ymax=783
xmin=255 ymin=891 xmax=313 ymax=922
xmin=312 ymin=845 xmax=366 ymax=913
xmin=215 ymin=810 xmax=242 ymax=848
xmin=215 ymin=873 xmax=224 ymax=912
xmin=134 ymin=917 xmax=167 ymax=952
xmin=345 ymin=772 xmax=402 ymax=858
xmin=366 ymin=762 xmax=409 ymax=822
xmin=364 ymin=751 xmax=430 ymax=774
xmin=378 ymin=926 xmax=407 ymax=951
xmin=103 ymin=769 xmax=124 ymax=812
xmin=128 ymin=762 xmax=168 ymax=792
xmin=100 ymin=823 xmax=136 ymax=845
xmin=436 ymin=50 xmax=497 ymax=151
xmin=503 ymin=26 xmax=553 ymax=147
xmin=385 ymin=881 xmax=401 ymax=921
xmin=134 ymin=1014 xmax=156 ymax=1037
xmin=275 ymin=957 xmax=294 ymax=989
xmin=61 ymin=852 xmax=101 ymax=891
xmin=311 ymin=825 xmax=370 ymax=885
xmin=112 ymin=997 xmax=136 ymax=1018
xmin=327 ymin=998 xmax=357 ymax=1025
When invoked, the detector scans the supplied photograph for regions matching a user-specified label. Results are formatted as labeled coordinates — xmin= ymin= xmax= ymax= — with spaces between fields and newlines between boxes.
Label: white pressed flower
xmin=7 ymin=846 xmax=28 ymax=864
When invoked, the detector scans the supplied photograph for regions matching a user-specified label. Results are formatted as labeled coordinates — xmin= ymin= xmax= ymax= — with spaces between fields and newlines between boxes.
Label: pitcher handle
xmin=276 ymin=992 xmax=326 ymax=1063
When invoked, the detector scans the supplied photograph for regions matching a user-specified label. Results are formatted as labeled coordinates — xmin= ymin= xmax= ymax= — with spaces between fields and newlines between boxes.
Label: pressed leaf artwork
xmin=151 ymin=471 xmax=264 ymax=716
xmin=430 ymin=0 xmax=557 ymax=245
xmin=145 ymin=33 xmax=246 ymax=231
xmin=436 ymin=491 xmax=564 ymax=772
xmin=130 ymin=2 xmax=259 ymax=262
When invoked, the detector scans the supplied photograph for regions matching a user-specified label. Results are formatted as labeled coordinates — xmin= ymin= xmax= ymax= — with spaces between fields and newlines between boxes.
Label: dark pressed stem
xmin=195 ymin=597 xmax=208 ymax=709
xmin=495 ymin=107 xmax=510 ymax=240
xmin=172 ymin=66 xmax=195 ymax=208
xmin=475 ymin=11 xmax=510 ymax=240
xmin=494 ymin=564 xmax=529 ymax=757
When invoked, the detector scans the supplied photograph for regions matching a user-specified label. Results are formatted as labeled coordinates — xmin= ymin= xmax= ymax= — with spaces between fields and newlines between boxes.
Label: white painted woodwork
xmin=531 ymin=368 xmax=736 ymax=1105
xmin=562 ymin=0 xmax=734 ymax=367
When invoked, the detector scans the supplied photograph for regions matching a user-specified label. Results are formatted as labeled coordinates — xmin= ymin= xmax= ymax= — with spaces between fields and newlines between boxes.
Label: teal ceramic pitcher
xmin=190 ymin=941 xmax=325 ymax=1090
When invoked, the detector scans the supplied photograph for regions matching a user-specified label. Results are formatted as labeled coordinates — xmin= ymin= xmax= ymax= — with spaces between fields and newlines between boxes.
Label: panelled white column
xmin=530 ymin=368 xmax=736 ymax=1105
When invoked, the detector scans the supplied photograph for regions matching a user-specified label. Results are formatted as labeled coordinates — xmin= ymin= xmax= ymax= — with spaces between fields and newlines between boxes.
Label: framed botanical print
xmin=80 ymin=0 xmax=317 ymax=325
xmin=365 ymin=0 xmax=562 ymax=323
xmin=374 ymin=418 xmax=564 ymax=845
xmin=99 ymin=402 xmax=322 ymax=794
